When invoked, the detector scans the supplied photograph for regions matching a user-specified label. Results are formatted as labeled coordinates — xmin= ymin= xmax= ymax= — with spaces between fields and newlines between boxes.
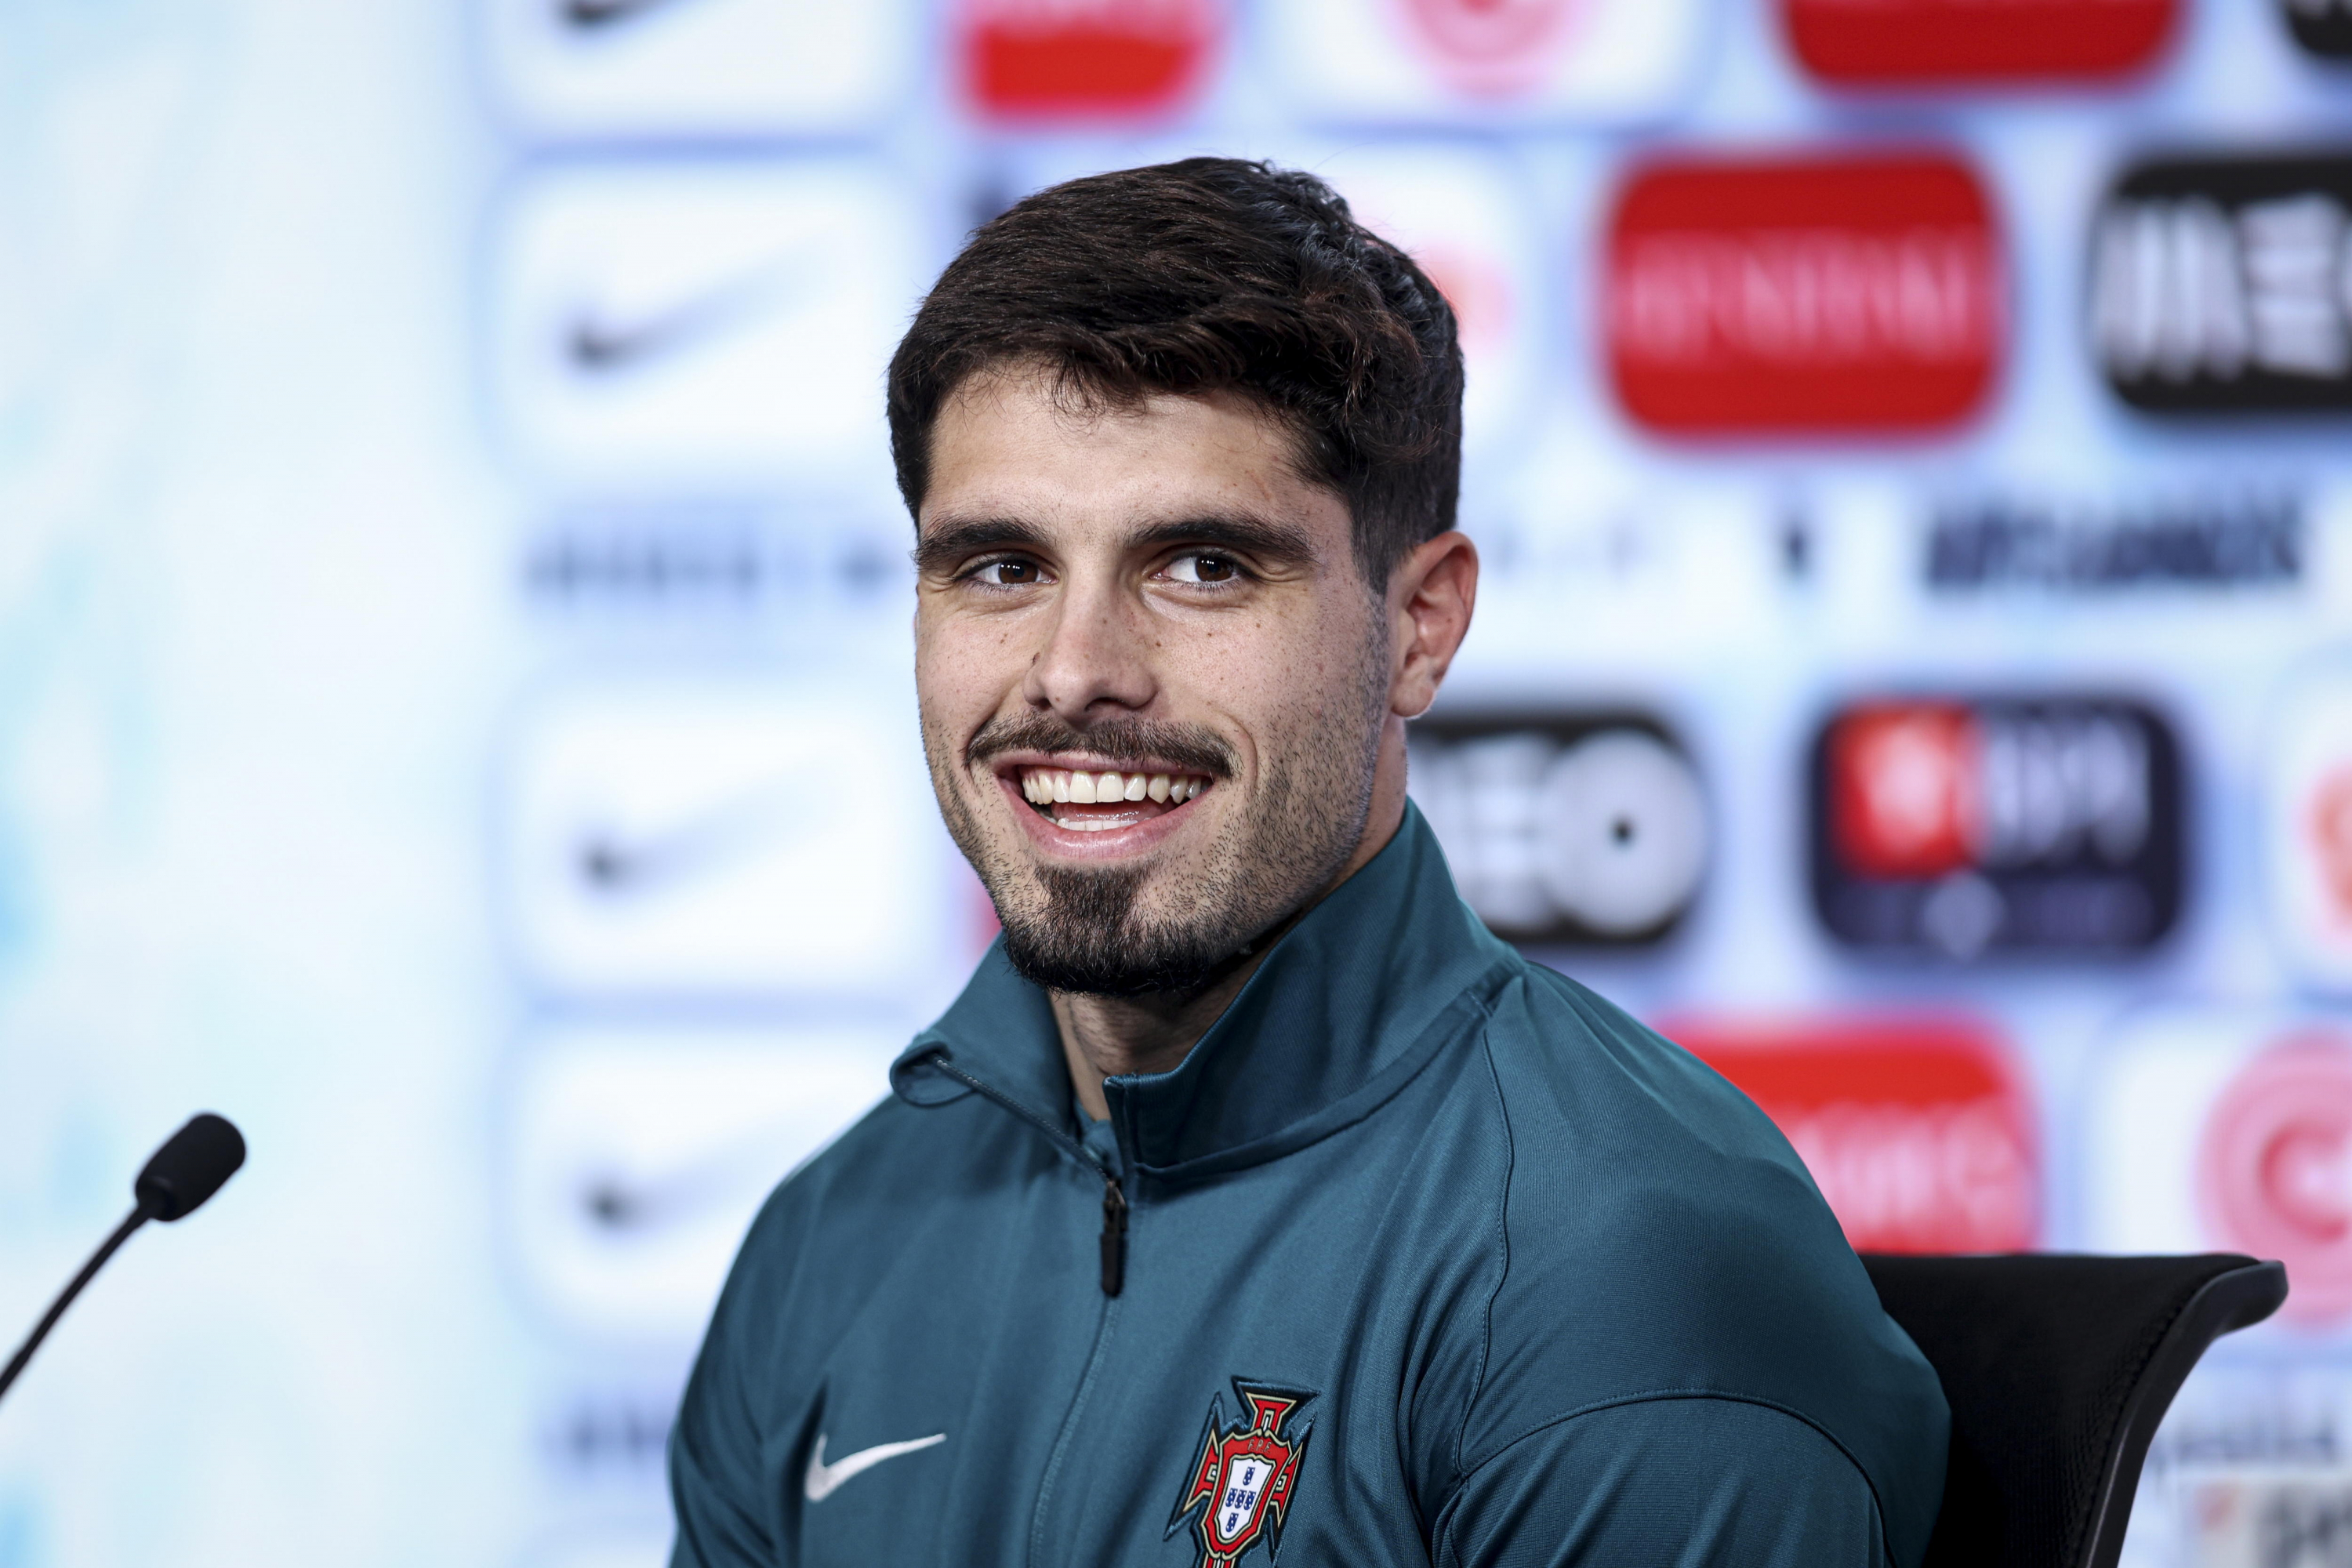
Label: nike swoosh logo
xmin=573 ymin=771 xmax=824 ymax=897
xmin=804 ymin=1432 xmax=946 ymax=1503
xmin=579 ymin=1110 xmax=819 ymax=1234
xmin=563 ymin=253 xmax=807 ymax=376
xmin=561 ymin=0 xmax=696 ymax=31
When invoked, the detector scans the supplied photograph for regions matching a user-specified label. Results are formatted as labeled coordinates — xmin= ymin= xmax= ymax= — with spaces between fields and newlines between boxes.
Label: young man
xmin=670 ymin=158 xmax=1950 ymax=1568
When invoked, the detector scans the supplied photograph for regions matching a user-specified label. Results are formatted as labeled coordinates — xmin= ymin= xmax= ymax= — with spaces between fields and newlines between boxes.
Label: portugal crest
xmin=1165 ymin=1380 xmax=1316 ymax=1568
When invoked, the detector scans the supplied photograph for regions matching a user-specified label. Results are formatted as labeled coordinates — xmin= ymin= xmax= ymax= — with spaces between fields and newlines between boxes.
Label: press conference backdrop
xmin=0 ymin=1 xmax=2344 ymax=1564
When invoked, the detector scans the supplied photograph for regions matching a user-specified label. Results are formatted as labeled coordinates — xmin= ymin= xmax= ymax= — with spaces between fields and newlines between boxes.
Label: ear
xmin=1386 ymin=531 xmax=1479 ymax=720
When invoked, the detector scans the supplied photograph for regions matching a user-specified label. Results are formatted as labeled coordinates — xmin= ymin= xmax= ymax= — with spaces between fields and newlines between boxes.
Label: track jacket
xmin=670 ymin=806 xmax=1951 ymax=1568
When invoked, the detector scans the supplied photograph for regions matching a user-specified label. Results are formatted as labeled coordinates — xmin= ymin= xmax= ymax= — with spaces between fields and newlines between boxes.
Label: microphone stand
xmin=0 ymin=1199 xmax=155 ymax=1405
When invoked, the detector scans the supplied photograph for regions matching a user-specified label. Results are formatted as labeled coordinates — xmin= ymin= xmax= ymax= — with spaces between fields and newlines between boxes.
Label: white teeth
xmin=1069 ymin=771 xmax=1096 ymax=804
xmin=1123 ymin=774 xmax=1147 ymax=801
xmin=1148 ymin=774 xmax=1171 ymax=803
xmin=1052 ymin=771 xmax=1071 ymax=803
xmin=1022 ymin=774 xmax=1040 ymax=804
xmin=1095 ymin=771 xmax=1120 ymax=800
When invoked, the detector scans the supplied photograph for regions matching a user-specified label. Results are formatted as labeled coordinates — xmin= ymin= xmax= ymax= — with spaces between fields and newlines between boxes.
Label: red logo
xmin=2201 ymin=1033 xmax=2352 ymax=1324
xmin=1393 ymin=0 xmax=1587 ymax=96
xmin=1829 ymin=703 xmax=1983 ymax=879
xmin=1783 ymin=0 xmax=2177 ymax=86
xmin=2312 ymin=767 xmax=2352 ymax=927
xmin=959 ymin=0 xmax=1221 ymax=122
xmin=1605 ymin=151 xmax=2003 ymax=436
xmin=1667 ymin=1016 xmax=2038 ymax=1253
xmin=1167 ymin=1381 xmax=1316 ymax=1568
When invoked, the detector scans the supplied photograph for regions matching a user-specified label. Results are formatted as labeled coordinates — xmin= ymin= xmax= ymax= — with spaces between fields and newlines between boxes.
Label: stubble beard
xmin=924 ymin=637 xmax=1392 ymax=1000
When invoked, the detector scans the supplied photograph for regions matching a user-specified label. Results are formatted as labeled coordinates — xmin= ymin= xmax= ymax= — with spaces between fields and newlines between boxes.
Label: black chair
xmin=1861 ymin=1252 xmax=2287 ymax=1568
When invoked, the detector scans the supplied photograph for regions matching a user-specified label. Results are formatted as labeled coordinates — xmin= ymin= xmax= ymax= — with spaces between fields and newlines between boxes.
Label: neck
xmin=1056 ymin=718 xmax=1409 ymax=1121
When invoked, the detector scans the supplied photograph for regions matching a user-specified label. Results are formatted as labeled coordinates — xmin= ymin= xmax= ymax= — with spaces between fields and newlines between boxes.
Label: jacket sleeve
xmin=669 ymin=1273 xmax=782 ymax=1568
xmin=1432 ymin=1396 xmax=1895 ymax=1568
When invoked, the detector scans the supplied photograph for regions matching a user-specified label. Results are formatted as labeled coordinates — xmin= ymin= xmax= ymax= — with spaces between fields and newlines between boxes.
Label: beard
xmin=924 ymin=639 xmax=1392 ymax=999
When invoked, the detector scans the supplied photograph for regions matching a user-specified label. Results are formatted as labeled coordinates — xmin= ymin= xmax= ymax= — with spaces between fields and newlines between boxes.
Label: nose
xmin=1022 ymin=575 xmax=1158 ymax=724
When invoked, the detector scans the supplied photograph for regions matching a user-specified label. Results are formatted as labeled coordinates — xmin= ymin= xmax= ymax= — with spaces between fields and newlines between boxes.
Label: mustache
xmin=967 ymin=712 xmax=1235 ymax=779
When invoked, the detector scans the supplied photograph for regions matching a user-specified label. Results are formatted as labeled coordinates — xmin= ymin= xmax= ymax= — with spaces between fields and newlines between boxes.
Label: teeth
xmin=1015 ymin=767 xmax=1213 ymax=813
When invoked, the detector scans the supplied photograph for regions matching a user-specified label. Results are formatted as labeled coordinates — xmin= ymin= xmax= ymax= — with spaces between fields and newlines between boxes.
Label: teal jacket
xmin=670 ymin=807 xmax=1951 ymax=1567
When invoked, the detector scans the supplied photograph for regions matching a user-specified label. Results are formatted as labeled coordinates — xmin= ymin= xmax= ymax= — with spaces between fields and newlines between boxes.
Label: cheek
xmin=1166 ymin=599 xmax=1369 ymax=728
xmin=914 ymin=609 xmax=1013 ymax=719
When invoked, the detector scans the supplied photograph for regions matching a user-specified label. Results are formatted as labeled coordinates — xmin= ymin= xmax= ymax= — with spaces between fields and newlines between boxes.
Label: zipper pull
xmin=1099 ymin=1174 xmax=1128 ymax=1298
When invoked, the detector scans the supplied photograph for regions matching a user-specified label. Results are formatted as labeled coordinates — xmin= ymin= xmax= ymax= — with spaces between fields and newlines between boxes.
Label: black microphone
xmin=0 ymin=1112 xmax=245 ymax=1406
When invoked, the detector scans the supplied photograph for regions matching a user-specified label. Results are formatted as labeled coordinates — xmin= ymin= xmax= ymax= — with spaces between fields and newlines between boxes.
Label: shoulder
xmin=703 ymin=1088 xmax=1035 ymax=1369
xmin=1458 ymin=964 xmax=1949 ymax=1561
xmin=1433 ymin=1395 xmax=1895 ymax=1568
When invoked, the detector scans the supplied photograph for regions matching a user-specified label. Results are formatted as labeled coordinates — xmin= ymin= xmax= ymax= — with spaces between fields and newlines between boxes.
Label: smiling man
xmin=669 ymin=159 xmax=1950 ymax=1568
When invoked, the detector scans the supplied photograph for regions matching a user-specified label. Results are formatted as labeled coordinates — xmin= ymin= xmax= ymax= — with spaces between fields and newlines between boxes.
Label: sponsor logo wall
xmin=466 ymin=0 xmax=2352 ymax=1561
xmin=0 ymin=1 xmax=2350 ymax=1566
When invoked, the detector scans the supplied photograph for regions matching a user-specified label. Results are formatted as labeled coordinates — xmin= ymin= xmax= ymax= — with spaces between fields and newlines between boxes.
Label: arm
xmin=668 ymin=1270 xmax=781 ymax=1567
xmin=1432 ymin=1396 xmax=1892 ymax=1568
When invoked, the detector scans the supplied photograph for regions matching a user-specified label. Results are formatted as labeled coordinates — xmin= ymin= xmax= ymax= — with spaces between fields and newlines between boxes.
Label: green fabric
xmin=670 ymin=804 xmax=1951 ymax=1568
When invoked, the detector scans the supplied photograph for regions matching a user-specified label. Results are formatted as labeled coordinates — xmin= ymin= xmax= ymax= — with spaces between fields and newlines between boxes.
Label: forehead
xmin=920 ymin=372 xmax=1344 ymax=543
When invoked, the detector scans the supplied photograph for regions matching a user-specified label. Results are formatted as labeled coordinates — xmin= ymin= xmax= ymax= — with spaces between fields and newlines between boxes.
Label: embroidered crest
xmin=1164 ymin=1379 xmax=1316 ymax=1568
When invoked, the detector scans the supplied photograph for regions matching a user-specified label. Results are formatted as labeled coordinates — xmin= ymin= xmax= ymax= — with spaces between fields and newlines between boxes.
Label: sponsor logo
xmin=2089 ymin=1007 xmax=2352 ymax=1330
xmin=1408 ymin=713 xmax=1707 ymax=945
xmin=1783 ymin=0 xmax=2176 ymax=85
xmin=2201 ymin=1034 xmax=2352 ymax=1323
xmin=484 ymin=0 xmax=913 ymax=138
xmin=1925 ymin=489 xmax=2303 ymax=591
xmin=2281 ymin=0 xmax=2352 ymax=60
xmin=958 ymin=0 xmax=1220 ymax=121
xmin=803 ymin=1432 xmax=947 ymax=1503
xmin=2091 ymin=154 xmax=2352 ymax=413
xmin=1319 ymin=147 xmax=1541 ymax=459
xmin=1266 ymin=0 xmax=1700 ymax=122
xmin=2190 ymin=1475 xmax=2352 ymax=1565
xmin=492 ymin=162 xmax=924 ymax=480
xmin=1667 ymin=1016 xmax=2038 ymax=1253
xmin=1392 ymin=0 xmax=1585 ymax=96
xmin=1605 ymin=151 xmax=2004 ymax=436
xmin=2269 ymin=667 xmax=2352 ymax=989
xmin=1166 ymin=1381 xmax=1316 ymax=1568
xmin=1810 ymin=696 xmax=2183 ymax=957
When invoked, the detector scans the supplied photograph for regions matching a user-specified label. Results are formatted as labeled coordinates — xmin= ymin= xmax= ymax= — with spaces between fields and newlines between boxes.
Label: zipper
xmin=1099 ymin=1175 xmax=1127 ymax=1297
xmin=921 ymin=1053 xmax=1130 ymax=1297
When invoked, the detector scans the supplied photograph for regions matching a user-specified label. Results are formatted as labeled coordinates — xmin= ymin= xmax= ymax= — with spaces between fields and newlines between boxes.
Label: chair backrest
xmin=1860 ymin=1253 xmax=2286 ymax=1568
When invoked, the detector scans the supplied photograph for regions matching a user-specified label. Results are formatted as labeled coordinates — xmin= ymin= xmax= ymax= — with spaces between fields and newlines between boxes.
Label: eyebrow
xmin=912 ymin=515 xmax=1051 ymax=576
xmin=913 ymin=510 xmax=1321 ymax=577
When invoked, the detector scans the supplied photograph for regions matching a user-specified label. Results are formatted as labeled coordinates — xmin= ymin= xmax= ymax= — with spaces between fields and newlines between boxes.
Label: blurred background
xmin=0 ymin=0 xmax=2346 ymax=1563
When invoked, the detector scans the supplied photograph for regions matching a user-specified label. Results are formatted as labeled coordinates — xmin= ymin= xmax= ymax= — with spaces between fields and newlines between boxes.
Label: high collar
xmin=891 ymin=804 xmax=1519 ymax=1183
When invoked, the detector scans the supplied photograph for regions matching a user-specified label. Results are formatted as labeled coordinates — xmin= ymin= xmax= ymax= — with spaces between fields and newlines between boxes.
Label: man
xmin=670 ymin=158 xmax=1949 ymax=1568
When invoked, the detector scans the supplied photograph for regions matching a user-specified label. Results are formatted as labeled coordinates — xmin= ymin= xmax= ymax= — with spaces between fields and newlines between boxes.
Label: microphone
xmin=0 ymin=1112 xmax=245 ymax=1406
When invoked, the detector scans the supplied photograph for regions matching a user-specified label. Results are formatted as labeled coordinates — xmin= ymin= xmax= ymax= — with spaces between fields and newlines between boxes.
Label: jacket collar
xmin=891 ymin=804 xmax=1518 ymax=1181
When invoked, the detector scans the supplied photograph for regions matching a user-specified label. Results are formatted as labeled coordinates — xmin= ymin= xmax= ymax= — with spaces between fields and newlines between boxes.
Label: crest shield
xmin=1166 ymin=1379 xmax=1316 ymax=1568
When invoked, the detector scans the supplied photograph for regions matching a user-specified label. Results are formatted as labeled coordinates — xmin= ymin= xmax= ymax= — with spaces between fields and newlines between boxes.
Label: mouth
xmin=1004 ymin=764 xmax=1216 ymax=834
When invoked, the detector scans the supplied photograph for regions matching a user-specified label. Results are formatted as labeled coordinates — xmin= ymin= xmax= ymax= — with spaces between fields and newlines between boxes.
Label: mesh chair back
xmin=1860 ymin=1253 xmax=2285 ymax=1568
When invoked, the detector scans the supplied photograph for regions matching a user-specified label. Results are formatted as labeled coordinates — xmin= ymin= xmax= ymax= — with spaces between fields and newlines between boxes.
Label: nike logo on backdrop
xmin=563 ymin=254 xmax=808 ymax=376
xmin=803 ymin=1432 xmax=946 ymax=1503
xmin=561 ymin=0 xmax=696 ymax=31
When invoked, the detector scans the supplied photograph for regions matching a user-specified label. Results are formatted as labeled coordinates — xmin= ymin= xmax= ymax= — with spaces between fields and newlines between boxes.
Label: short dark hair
xmin=887 ymin=157 xmax=1464 ymax=590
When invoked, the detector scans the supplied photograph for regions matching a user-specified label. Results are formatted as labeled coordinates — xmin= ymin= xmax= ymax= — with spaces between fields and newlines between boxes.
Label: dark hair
xmin=887 ymin=158 xmax=1464 ymax=589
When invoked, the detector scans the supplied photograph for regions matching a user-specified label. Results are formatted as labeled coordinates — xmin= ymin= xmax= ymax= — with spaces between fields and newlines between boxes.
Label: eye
xmin=973 ymin=557 xmax=1044 ymax=586
xmin=1163 ymin=553 xmax=1241 ymax=585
